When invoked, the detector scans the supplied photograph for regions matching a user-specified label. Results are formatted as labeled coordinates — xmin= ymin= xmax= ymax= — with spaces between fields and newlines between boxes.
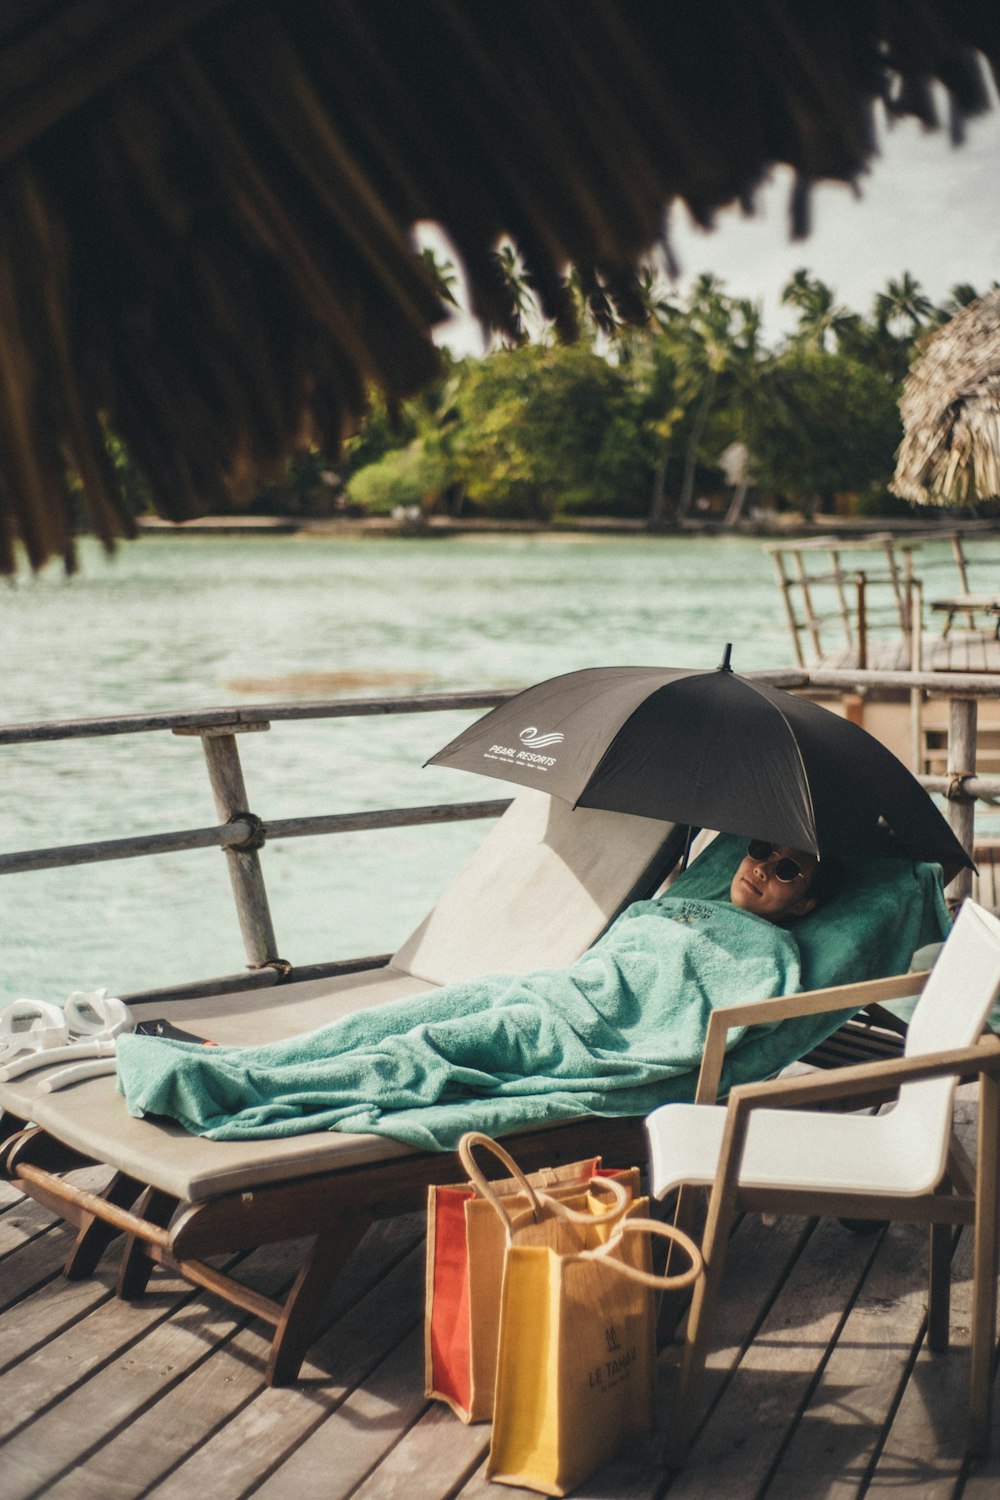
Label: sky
xmin=426 ymin=96 xmax=1000 ymax=355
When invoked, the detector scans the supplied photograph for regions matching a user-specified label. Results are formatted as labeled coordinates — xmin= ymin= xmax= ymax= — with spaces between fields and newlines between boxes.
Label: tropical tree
xmin=565 ymin=267 xmax=620 ymax=344
xmin=489 ymin=240 xmax=541 ymax=348
xmin=640 ymin=277 xmax=770 ymax=525
xmin=781 ymin=270 xmax=858 ymax=353
xmin=451 ymin=342 xmax=650 ymax=518
xmin=419 ymin=246 xmax=461 ymax=310
xmin=343 ymin=356 xmax=469 ymax=515
xmin=927 ymin=281 xmax=1000 ymax=330
xmin=874 ymin=272 xmax=934 ymax=340
xmin=752 ymin=348 xmax=902 ymax=517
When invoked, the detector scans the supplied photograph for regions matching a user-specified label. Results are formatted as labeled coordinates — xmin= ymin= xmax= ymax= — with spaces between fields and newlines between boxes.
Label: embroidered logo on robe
xmin=668 ymin=901 xmax=716 ymax=924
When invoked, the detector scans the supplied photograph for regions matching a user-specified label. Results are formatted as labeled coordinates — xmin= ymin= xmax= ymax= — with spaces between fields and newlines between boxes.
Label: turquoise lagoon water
xmin=0 ymin=531 xmax=947 ymax=1001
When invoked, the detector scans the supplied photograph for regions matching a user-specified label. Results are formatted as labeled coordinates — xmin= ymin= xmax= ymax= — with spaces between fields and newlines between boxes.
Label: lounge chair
xmin=0 ymin=804 xmax=948 ymax=1386
xmin=646 ymin=899 xmax=1000 ymax=1460
xmin=0 ymin=790 xmax=683 ymax=1383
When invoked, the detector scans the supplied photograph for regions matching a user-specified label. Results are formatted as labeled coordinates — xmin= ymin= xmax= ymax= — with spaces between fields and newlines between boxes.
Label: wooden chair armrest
xmin=698 ymin=1034 xmax=1000 ymax=1289
xmin=694 ymin=971 xmax=929 ymax=1104
xmin=727 ymin=1032 xmax=1000 ymax=1114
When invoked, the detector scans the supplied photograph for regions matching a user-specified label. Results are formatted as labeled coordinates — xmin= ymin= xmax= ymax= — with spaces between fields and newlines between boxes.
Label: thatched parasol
xmin=893 ymin=290 xmax=1000 ymax=507
xmin=3 ymin=1 xmax=1000 ymax=571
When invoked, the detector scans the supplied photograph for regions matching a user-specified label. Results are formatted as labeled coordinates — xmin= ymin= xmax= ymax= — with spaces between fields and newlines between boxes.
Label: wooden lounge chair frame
xmin=1 ymin=1108 xmax=651 ymax=1385
xmin=0 ymin=790 xmax=681 ymax=1384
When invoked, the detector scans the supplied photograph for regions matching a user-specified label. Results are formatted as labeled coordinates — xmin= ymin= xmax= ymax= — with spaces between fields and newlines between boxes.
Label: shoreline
xmin=134 ymin=513 xmax=1000 ymax=541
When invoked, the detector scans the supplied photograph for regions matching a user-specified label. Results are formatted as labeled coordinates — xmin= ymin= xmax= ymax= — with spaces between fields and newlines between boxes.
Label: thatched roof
xmin=3 ymin=2 xmax=1000 ymax=571
xmin=893 ymin=290 xmax=1000 ymax=507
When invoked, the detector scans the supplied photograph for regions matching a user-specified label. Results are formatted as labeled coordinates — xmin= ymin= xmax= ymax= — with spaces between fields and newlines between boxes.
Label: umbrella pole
xmin=680 ymin=824 xmax=698 ymax=871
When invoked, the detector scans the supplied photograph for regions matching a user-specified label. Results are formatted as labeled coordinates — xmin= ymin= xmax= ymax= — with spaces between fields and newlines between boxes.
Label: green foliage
xmin=326 ymin=259 xmax=1000 ymax=526
xmin=90 ymin=254 xmax=1000 ymax=531
xmin=341 ymin=390 xmax=419 ymax=479
xmin=752 ymin=349 xmax=902 ymax=513
xmin=345 ymin=441 xmax=451 ymax=514
xmin=452 ymin=343 xmax=651 ymax=518
xmin=105 ymin=429 xmax=154 ymax=516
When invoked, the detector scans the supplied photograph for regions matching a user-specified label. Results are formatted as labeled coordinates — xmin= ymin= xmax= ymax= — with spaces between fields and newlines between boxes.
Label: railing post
xmin=174 ymin=723 xmax=284 ymax=970
xmin=769 ymin=549 xmax=806 ymax=668
xmin=854 ymin=572 xmax=868 ymax=670
xmin=910 ymin=577 xmax=923 ymax=774
xmin=829 ymin=545 xmax=853 ymax=649
xmin=792 ymin=550 xmax=823 ymax=661
xmin=901 ymin=546 xmax=914 ymax=646
xmin=946 ymin=697 xmax=977 ymax=906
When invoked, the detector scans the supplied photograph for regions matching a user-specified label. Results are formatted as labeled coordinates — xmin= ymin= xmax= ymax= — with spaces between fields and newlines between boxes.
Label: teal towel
xmin=660 ymin=835 xmax=950 ymax=1090
xmin=116 ymin=838 xmax=948 ymax=1152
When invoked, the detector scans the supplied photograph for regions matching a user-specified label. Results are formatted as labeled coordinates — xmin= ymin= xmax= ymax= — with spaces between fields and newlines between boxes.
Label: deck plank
xmin=0 ymin=1259 xmax=265 ymax=1500
xmin=763 ymin=1221 xmax=931 ymax=1498
xmin=0 ymin=1270 xmax=198 ymax=1499
xmin=0 ymin=1219 xmax=90 ymax=1314
xmin=22 ymin=1240 xmax=317 ymax=1500
xmin=662 ymin=1218 xmax=888 ymax=1500
xmin=811 ymin=634 xmax=1000 ymax=675
xmin=0 ymin=1190 xmax=84 ymax=1258
xmin=863 ymin=1230 xmax=973 ymax=1500
xmin=252 ymin=1325 xmax=435 ymax=1500
xmin=0 ymin=1263 xmax=115 ymax=1373
xmin=0 ymin=1178 xmax=27 ymax=1208
xmin=140 ymin=1220 xmax=425 ymax=1500
xmin=349 ymin=1399 xmax=490 ymax=1500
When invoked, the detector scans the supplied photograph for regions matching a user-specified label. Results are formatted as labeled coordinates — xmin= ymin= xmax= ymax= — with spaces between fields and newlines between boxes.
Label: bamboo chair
xmin=646 ymin=899 xmax=1000 ymax=1460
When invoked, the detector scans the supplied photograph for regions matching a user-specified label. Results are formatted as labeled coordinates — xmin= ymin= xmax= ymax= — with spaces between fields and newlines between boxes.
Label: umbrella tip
xmin=719 ymin=643 xmax=733 ymax=672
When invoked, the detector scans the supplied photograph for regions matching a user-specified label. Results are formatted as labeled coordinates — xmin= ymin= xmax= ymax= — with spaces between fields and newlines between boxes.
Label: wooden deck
xmin=813 ymin=633 xmax=1000 ymax=676
xmin=2 ymin=1093 xmax=999 ymax=1500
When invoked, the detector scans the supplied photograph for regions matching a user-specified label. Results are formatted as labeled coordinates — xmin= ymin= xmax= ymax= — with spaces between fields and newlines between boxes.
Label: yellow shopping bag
xmin=425 ymin=1133 xmax=640 ymax=1422
xmin=487 ymin=1214 xmax=702 ymax=1496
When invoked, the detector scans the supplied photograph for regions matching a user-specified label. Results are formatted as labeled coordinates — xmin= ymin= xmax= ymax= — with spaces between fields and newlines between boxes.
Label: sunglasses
xmin=746 ymin=839 xmax=806 ymax=884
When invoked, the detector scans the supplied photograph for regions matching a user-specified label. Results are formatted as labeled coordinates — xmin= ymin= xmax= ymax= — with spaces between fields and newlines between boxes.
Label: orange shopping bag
xmin=487 ymin=1212 xmax=702 ymax=1496
xmin=425 ymin=1133 xmax=640 ymax=1423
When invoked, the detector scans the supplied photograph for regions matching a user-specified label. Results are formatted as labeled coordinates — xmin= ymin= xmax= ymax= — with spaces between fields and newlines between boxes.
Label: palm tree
xmin=490 ymin=240 xmax=540 ymax=347
xmin=419 ymin=247 xmax=461 ymax=310
xmin=636 ymin=276 xmax=770 ymax=527
xmin=565 ymin=267 xmax=619 ymax=344
xmin=780 ymin=270 xmax=855 ymax=352
xmin=627 ymin=262 xmax=681 ymax=337
xmin=673 ymin=279 xmax=767 ymax=524
xmin=927 ymin=282 xmax=1000 ymax=330
xmin=862 ymin=273 xmax=935 ymax=384
xmin=873 ymin=272 xmax=934 ymax=340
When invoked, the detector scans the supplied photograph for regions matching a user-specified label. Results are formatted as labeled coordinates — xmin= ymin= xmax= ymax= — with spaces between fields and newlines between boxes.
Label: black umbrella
xmin=428 ymin=649 xmax=973 ymax=871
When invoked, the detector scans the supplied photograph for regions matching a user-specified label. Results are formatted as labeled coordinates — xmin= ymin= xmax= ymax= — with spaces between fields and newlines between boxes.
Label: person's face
xmin=729 ymin=841 xmax=818 ymax=922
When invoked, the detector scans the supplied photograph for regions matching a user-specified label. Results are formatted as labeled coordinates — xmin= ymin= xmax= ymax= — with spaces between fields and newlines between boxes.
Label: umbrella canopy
xmin=2 ymin=2 xmax=1000 ymax=571
xmin=892 ymin=289 xmax=1000 ymax=507
xmin=428 ymin=659 xmax=973 ymax=871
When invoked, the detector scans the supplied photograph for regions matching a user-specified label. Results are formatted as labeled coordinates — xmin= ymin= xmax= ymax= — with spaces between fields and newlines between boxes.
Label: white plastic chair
xmin=646 ymin=899 xmax=1000 ymax=1459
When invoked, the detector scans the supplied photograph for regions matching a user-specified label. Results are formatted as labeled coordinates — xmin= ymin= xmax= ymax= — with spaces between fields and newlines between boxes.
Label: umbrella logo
xmin=519 ymin=726 xmax=564 ymax=748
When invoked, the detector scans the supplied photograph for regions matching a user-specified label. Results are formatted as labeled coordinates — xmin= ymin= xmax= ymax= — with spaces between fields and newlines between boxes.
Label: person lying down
xmin=115 ymin=836 xmax=949 ymax=1153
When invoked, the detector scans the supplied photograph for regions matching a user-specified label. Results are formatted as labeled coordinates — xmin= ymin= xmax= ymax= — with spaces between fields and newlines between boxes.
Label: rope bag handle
xmin=457 ymin=1132 xmax=630 ymax=1229
xmin=582 ymin=1216 xmax=704 ymax=1291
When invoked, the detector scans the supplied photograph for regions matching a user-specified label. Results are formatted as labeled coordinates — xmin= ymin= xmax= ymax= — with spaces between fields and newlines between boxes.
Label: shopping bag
xmin=425 ymin=1133 xmax=640 ymax=1422
xmin=487 ymin=1214 xmax=702 ymax=1496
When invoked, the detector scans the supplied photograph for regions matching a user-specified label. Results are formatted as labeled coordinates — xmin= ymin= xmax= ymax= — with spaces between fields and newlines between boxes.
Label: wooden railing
xmin=3 ymin=670 xmax=1000 ymax=1002
xmin=1 ymin=691 xmax=515 ymax=1001
xmin=764 ymin=532 xmax=989 ymax=670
